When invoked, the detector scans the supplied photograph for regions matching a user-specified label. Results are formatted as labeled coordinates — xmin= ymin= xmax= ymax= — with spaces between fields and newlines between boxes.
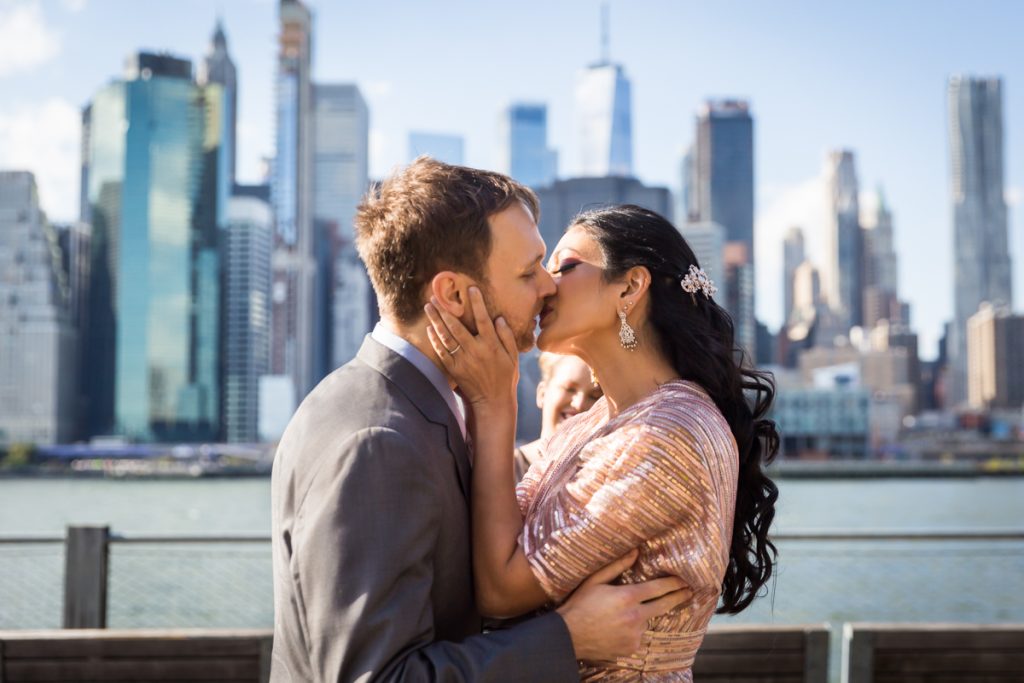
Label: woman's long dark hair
xmin=572 ymin=204 xmax=779 ymax=614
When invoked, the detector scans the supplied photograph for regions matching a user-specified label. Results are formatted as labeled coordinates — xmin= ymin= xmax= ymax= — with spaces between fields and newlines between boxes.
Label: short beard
xmin=475 ymin=280 xmax=536 ymax=353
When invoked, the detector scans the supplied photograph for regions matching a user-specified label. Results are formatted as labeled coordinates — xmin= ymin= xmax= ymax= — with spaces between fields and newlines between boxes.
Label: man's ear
xmin=430 ymin=271 xmax=469 ymax=317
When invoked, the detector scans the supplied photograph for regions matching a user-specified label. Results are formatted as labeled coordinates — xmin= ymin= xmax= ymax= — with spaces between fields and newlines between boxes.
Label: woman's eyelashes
xmin=551 ymin=261 xmax=580 ymax=276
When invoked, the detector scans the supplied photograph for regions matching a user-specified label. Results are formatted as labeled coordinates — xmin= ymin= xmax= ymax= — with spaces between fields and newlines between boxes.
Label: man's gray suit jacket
xmin=270 ymin=336 xmax=578 ymax=681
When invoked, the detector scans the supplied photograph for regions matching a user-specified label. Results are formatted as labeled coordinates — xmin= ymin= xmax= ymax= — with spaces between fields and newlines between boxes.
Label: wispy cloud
xmin=61 ymin=0 xmax=87 ymax=13
xmin=365 ymin=80 xmax=393 ymax=99
xmin=0 ymin=98 xmax=81 ymax=221
xmin=0 ymin=1 xmax=61 ymax=78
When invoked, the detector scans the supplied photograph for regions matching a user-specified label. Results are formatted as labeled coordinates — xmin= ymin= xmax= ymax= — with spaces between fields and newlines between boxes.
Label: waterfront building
xmin=224 ymin=195 xmax=273 ymax=443
xmin=770 ymin=385 xmax=870 ymax=459
xmin=0 ymin=172 xmax=77 ymax=444
xmin=80 ymin=52 xmax=226 ymax=441
xmin=967 ymin=303 xmax=1024 ymax=410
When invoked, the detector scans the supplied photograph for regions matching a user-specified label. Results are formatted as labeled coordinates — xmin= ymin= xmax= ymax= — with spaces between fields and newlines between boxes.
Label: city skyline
xmin=1 ymin=1 xmax=1023 ymax=360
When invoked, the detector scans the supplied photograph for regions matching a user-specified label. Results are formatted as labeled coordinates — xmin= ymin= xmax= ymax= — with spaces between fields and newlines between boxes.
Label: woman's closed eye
xmin=550 ymin=262 xmax=580 ymax=276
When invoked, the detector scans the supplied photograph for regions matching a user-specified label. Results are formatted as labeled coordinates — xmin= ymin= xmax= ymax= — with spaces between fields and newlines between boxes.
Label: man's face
xmin=477 ymin=202 xmax=556 ymax=352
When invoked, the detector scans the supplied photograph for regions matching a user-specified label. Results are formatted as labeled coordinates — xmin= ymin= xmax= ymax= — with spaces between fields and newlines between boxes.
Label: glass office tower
xmin=81 ymin=52 xmax=225 ymax=441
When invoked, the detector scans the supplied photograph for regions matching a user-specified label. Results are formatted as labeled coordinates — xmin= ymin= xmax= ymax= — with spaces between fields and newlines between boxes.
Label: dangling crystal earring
xmin=618 ymin=304 xmax=638 ymax=351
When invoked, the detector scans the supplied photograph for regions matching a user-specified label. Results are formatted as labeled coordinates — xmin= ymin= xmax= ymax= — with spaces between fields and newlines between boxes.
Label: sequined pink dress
xmin=517 ymin=380 xmax=738 ymax=681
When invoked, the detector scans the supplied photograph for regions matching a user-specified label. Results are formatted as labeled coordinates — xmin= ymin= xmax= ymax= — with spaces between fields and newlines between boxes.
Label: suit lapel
xmin=357 ymin=336 xmax=472 ymax=500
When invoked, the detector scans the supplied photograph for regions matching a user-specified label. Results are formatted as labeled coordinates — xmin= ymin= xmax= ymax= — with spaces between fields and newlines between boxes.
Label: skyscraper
xmin=312 ymin=83 xmax=372 ymax=369
xmin=724 ymin=242 xmax=756 ymax=360
xmin=408 ymin=132 xmax=464 ymax=165
xmin=54 ymin=220 xmax=91 ymax=438
xmin=861 ymin=189 xmax=901 ymax=329
xmin=967 ymin=303 xmax=1024 ymax=410
xmin=224 ymin=195 xmax=273 ymax=443
xmin=272 ymin=0 xmax=317 ymax=401
xmin=823 ymin=149 xmax=863 ymax=329
xmin=499 ymin=103 xmax=557 ymax=188
xmin=693 ymin=100 xmax=754 ymax=250
xmin=693 ymin=99 xmax=756 ymax=357
xmin=948 ymin=75 xmax=1013 ymax=406
xmin=313 ymin=85 xmax=368 ymax=244
xmin=681 ymin=221 xmax=725 ymax=290
xmin=574 ymin=5 xmax=632 ymax=177
xmin=80 ymin=52 xmax=225 ymax=441
xmin=783 ymin=226 xmax=805 ymax=326
xmin=533 ymin=176 xmax=671 ymax=250
xmin=198 ymin=19 xmax=238 ymax=190
xmin=677 ymin=145 xmax=695 ymax=223
xmin=0 ymin=172 xmax=77 ymax=444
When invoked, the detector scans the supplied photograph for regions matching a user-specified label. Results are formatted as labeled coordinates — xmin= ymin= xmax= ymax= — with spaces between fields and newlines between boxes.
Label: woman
xmin=425 ymin=205 xmax=779 ymax=680
xmin=515 ymin=352 xmax=603 ymax=482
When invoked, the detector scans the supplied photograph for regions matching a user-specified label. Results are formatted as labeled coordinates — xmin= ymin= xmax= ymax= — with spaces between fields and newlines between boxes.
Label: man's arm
xmin=291 ymin=427 xmax=578 ymax=682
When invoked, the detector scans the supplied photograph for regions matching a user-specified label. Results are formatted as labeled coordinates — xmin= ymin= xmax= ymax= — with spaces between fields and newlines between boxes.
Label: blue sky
xmin=1 ymin=0 xmax=1022 ymax=360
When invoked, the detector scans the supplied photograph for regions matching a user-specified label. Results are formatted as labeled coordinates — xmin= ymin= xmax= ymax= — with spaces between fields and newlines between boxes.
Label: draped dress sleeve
xmin=516 ymin=388 xmax=737 ymax=605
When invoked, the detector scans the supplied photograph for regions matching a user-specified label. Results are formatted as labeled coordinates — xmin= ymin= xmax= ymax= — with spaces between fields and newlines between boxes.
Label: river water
xmin=1 ymin=476 xmax=1021 ymax=680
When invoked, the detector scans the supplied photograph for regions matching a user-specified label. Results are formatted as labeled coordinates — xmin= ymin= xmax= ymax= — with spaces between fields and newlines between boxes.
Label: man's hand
xmin=555 ymin=550 xmax=693 ymax=662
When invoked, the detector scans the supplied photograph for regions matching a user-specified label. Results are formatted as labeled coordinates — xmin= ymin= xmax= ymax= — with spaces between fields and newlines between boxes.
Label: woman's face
xmin=537 ymin=226 xmax=621 ymax=354
xmin=537 ymin=356 xmax=603 ymax=438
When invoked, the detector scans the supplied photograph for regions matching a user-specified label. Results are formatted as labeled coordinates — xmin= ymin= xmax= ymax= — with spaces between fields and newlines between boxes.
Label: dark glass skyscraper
xmin=694 ymin=100 xmax=754 ymax=250
xmin=693 ymin=100 xmax=756 ymax=356
xmin=81 ymin=52 xmax=226 ymax=441
xmin=501 ymin=103 xmax=557 ymax=188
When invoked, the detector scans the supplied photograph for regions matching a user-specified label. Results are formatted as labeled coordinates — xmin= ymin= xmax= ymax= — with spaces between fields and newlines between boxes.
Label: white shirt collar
xmin=371 ymin=323 xmax=467 ymax=441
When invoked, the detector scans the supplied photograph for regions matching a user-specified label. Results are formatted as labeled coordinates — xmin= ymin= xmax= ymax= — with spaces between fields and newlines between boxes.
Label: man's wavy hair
xmin=354 ymin=156 xmax=540 ymax=324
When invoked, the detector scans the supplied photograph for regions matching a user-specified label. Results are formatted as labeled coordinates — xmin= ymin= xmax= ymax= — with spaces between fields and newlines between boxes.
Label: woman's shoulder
xmin=630 ymin=380 xmax=735 ymax=450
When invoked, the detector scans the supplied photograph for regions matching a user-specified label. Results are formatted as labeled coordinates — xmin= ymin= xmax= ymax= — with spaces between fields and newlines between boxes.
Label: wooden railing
xmin=0 ymin=629 xmax=272 ymax=682
xmin=842 ymin=623 xmax=1024 ymax=683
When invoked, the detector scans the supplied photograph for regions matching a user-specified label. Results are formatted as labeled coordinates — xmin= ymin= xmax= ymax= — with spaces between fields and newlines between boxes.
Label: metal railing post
xmin=63 ymin=525 xmax=109 ymax=628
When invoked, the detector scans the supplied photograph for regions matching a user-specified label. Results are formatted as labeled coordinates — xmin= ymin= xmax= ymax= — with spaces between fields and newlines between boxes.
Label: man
xmin=270 ymin=157 xmax=691 ymax=681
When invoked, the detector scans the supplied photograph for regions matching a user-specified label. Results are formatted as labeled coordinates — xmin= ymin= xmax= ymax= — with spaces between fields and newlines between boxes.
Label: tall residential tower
xmin=948 ymin=75 xmax=1013 ymax=405
xmin=271 ymin=0 xmax=317 ymax=400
